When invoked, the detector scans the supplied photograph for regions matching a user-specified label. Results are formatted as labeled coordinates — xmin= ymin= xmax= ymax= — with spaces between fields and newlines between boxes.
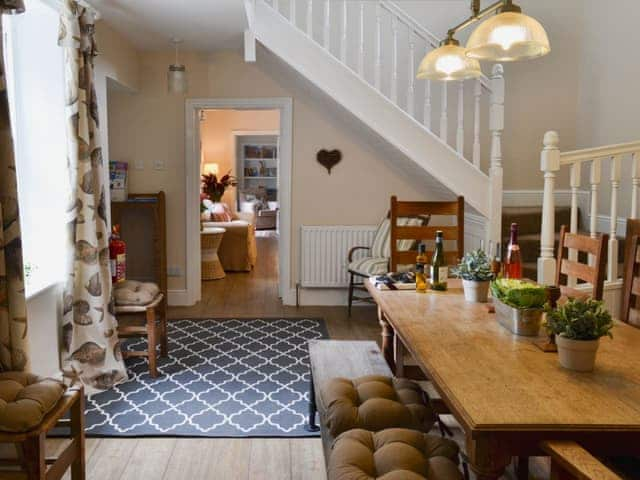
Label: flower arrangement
xmin=201 ymin=171 xmax=237 ymax=203
xmin=451 ymin=249 xmax=494 ymax=282
xmin=545 ymin=298 xmax=613 ymax=341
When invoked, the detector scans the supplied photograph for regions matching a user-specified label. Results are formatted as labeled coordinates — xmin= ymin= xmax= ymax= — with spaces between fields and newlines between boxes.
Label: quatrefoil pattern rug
xmin=84 ymin=318 xmax=328 ymax=437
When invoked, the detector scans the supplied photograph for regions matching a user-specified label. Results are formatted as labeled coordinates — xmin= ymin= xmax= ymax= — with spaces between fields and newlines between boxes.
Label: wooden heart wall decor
xmin=317 ymin=149 xmax=342 ymax=175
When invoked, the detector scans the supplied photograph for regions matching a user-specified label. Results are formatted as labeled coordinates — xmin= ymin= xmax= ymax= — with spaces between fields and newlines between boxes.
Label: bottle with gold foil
xmin=430 ymin=231 xmax=448 ymax=291
xmin=415 ymin=243 xmax=428 ymax=293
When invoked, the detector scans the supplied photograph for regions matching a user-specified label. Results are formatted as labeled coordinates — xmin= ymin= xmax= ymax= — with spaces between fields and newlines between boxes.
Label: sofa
xmin=201 ymin=201 xmax=257 ymax=271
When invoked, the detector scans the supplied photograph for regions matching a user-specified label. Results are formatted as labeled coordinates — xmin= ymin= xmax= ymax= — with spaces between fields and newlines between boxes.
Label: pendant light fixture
xmin=416 ymin=0 xmax=549 ymax=82
xmin=168 ymin=38 xmax=188 ymax=95
xmin=1 ymin=0 xmax=25 ymax=14
xmin=417 ymin=37 xmax=481 ymax=82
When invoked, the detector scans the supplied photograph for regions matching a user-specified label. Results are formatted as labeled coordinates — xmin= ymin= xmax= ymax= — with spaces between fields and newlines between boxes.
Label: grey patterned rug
xmin=84 ymin=318 xmax=328 ymax=437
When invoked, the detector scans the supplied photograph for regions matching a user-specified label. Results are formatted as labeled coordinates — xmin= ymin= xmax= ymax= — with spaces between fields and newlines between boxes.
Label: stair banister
xmin=608 ymin=156 xmax=622 ymax=281
xmin=538 ymin=131 xmax=561 ymax=285
xmin=487 ymin=64 xmax=505 ymax=248
xmin=568 ymin=162 xmax=582 ymax=287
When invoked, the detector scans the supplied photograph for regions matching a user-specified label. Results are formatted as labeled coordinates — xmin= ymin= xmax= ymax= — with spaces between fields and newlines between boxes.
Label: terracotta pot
xmin=556 ymin=335 xmax=600 ymax=372
xmin=462 ymin=279 xmax=490 ymax=303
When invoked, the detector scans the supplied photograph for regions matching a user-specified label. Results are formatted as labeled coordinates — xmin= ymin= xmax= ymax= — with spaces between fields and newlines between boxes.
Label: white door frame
xmin=185 ymin=97 xmax=293 ymax=305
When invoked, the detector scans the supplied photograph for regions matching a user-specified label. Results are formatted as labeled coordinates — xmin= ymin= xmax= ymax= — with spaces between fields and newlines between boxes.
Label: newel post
xmin=487 ymin=64 xmax=504 ymax=248
xmin=538 ymin=131 xmax=561 ymax=285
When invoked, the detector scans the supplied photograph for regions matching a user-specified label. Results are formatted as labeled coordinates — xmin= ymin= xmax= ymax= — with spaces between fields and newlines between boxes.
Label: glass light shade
xmin=167 ymin=64 xmax=188 ymax=94
xmin=417 ymin=43 xmax=482 ymax=81
xmin=203 ymin=163 xmax=219 ymax=176
xmin=1 ymin=0 xmax=25 ymax=14
xmin=466 ymin=11 xmax=550 ymax=62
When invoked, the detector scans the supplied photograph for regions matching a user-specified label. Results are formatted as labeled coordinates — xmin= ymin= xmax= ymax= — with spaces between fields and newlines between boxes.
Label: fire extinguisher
xmin=109 ymin=224 xmax=126 ymax=284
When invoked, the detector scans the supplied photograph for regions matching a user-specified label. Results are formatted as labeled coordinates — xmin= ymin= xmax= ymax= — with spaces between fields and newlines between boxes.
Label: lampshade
xmin=466 ymin=11 xmax=550 ymax=62
xmin=417 ymin=39 xmax=481 ymax=82
xmin=1 ymin=0 xmax=25 ymax=14
xmin=203 ymin=163 xmax=219 ymax=176
xmin=168 ymin=64 xmax=188 ymax=94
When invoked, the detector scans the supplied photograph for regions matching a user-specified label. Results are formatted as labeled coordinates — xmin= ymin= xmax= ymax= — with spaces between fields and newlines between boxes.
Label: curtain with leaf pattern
xmin=0 ymin=14 xmax=28 ymax=372
xmin=58 ymin=0 xmax=127 ymax=393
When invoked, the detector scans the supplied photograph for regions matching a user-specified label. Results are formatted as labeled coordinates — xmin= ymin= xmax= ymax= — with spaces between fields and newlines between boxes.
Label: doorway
xmin=185 ymin=98 xmax=293 ymax=307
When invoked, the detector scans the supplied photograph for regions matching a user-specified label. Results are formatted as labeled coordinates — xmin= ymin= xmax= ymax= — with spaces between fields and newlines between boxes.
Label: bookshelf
xmin=236 ymin=135 xmax=279 ymax=206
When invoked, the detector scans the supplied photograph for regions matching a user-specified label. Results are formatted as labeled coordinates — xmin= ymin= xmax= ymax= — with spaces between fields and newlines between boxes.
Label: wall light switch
xmin=134 ymin=158 xmax=144 ymax=170
xmin=153 ymin=158 xmax=165 ymax=170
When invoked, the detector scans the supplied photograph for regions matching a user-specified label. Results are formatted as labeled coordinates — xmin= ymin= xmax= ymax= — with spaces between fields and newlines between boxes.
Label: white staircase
xmin=245 ymin=0 xmax=505 ymax=244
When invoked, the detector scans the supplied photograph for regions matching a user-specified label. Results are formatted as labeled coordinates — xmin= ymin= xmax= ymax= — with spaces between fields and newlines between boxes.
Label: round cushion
xmin=321 ymin=375 xmax=436 ymax=438
xmin=0 ymin=372 xmax=66 ymax=433
xmin=114 ymin=280 xmax=160 ymax=306
xmin=328 ymin=428 xmax=462 ymax=480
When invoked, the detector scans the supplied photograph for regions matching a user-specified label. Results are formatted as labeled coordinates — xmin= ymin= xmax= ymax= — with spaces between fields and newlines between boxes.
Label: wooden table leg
xmin=466 ymin=436 xmax=511 ymax=480
xmin=377 ymin=306 xmax=395 ymax=372
xmin=70 ymin=389 xmax=86 ymax=480
xmin=393 ymin=333 xmax=405 ymax=378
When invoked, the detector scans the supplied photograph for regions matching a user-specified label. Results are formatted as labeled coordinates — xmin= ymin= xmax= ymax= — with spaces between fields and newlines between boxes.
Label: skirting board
xmin=168 ymin=289 xmax=191 ymax=306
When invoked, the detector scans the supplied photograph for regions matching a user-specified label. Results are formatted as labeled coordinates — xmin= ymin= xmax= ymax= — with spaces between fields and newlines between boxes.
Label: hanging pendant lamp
xmin=417 ymin=37 xmax=482 ymax=82
xmin=168 ymin=38 xmax=188 ymax=95
xmin=466 ymin=1 xmax=550 ymax=62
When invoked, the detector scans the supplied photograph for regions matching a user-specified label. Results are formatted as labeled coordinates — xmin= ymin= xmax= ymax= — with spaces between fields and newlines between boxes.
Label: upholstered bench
xmin=328 ymin=429 xmax=463 ymax=480
xmin=0 ymin=373 xmax=85 ymax=479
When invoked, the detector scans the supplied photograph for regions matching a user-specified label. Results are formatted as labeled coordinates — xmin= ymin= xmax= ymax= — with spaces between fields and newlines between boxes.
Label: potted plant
xmin=490 ymin=279 xmax=547 ymax=336
xmin=201 ymin=171 xmax=238 ymax=203
xmin=451 ymin=249 xmax=494 ymax=302
xmin=545 ymin=298 xmax=613 ymax=372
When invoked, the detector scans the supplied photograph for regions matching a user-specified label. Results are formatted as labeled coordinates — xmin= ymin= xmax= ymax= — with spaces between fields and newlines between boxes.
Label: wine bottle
xmin=415 ymin=243 xmax=428 ymax=293
xmin=504 ymin=223 xmax=523 ymax=279
xmin=491 ymin=242 xmax=502 ymax=279
xmin=430 ymin=231 xmax=448 ymax=291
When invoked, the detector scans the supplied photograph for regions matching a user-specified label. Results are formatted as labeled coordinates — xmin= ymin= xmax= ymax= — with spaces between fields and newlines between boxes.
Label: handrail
xmin=381 ymin=1 xmax=492 ymax=91
xmin=560 ymin=140 xmax=640 ymax=165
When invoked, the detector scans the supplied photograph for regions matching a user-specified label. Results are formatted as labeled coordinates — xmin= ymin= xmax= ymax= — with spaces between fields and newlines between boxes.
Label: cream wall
xmin=200 ymin=109 xmax=280 ymax=210
xmin=108 ymin=49 xmax=445 ymax=293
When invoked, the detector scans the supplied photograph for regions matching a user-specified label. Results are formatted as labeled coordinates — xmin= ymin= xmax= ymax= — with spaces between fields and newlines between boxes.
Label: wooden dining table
xmin=366 ymin=278 xmax=640 ymax=480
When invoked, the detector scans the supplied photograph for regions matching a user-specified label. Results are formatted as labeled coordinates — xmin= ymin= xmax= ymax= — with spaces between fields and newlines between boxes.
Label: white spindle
xmin=306 ymin=0 xmax=312 ymax=37
xmin=588 ymin=158 xmax=602 ymax=267
xmin=632 ymin=153 xmax=640 ymax=219
xmin=391 ymin=16 xmax=398 ymax=104
xmin=323 ymin=0 xmax=331 ymax=50
xmin=374 ymin=3 xmax=381 ymax=90
xmin=439 ymin=83 xmax=448 ymax=143
xmin=423 ymin=80 xmax=432 ymax=130
xmin=472 ymin=78 xmax=481 ymax=167
xmin=608 ymin=155 xmax=622 ymax=281
xmin=456 ymin=81 xmax=464 ymax=154
xmin=568 ymin=162 xmax=582 ymax=287
xmin=357 ymin=2 xmax=365 ymax=76
xmin=273 ymin=0 xmax=279 ymax=12
xmin=407 ymin=40 xmax=415 ymax=117
xmin=290 ymin=0 xmax=296 ymax=25
xmin=340 ymin=0 xmax=347 ymax=62
xmin=487 ymin=65 xmax=504 ymax=250
xmin=538 ymin=131 xmax=561 ymax=286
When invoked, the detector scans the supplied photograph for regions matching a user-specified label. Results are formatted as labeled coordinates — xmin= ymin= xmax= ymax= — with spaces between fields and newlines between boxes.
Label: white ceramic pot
xmin=556 ymin=335 xmax=600 ymax=372
xmin=462 ymin=279 xmax=490 ymax=303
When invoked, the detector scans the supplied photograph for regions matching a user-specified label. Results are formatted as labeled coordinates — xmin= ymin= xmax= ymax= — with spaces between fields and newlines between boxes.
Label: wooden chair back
xmin=389 ymin=196 xmax=464 ymax=272
xmin=621 ymin=218 xmax=640 ymax=326
xmin=555 ymin=225 xmax=608 ymax=301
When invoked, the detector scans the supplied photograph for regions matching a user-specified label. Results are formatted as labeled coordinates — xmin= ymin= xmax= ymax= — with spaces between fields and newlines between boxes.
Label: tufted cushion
xmin=114 ymin=280 xmax=160 ymax=306
xmin=0 ymin=372 xmax=66 ymax=433
xmin=328 ymin=429 xmax=462 ymax=480
xmin=321 ymin=375 xmax=436 ymax=438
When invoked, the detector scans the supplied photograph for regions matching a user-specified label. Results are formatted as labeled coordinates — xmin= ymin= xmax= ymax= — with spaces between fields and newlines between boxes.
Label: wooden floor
xmin=48 ymin=235 xmax=551 ymax=479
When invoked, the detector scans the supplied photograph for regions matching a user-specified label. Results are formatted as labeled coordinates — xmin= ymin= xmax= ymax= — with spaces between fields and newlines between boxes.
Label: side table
xmin=201 ymin=227 xmax=226 ymax=280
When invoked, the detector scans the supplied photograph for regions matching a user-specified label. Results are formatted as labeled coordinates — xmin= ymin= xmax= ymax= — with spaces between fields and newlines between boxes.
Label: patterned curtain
xmin=59 ymin=0 xmax=127 ymax=394
xmin=0 ymin=18 xmax=28 ymax=372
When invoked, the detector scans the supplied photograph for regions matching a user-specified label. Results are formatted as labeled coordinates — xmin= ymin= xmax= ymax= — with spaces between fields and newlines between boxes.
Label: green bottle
xmin=430 ymin=230 xmax=448 ymax=291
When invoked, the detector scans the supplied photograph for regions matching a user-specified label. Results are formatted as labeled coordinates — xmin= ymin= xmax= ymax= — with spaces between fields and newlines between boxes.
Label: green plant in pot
xmin=545 ymin=298 xmax=613 ymax=372
xmin=490 ymin=279 xmax=547 ymax=336
xmin=451 ymin=249 xmax=494 ymax=302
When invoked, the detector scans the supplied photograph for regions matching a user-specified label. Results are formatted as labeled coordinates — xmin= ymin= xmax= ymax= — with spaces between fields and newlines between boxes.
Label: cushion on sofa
xmin=328 ymin=428 xmax=462 ymax=480
xmin=0 ymin=372 xmax=66 ymax=433
xmin=114 ymin=280 xmax=160 ymax=306
xmin=321 ymin=375 xmax=436 ymax=438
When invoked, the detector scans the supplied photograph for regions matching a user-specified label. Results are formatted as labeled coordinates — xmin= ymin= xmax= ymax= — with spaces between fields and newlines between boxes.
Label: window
xmin=3 ymin=0 xmax=69 ymax=297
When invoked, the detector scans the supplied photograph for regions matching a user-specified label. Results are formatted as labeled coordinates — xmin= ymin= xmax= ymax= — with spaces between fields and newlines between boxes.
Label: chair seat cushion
xmin=320 ymin=375 xmax=437 ymax=438
xmin=328 ymin=428 xmax=462 ymax=480
xmin=0 ymin=372 xmax=65 ymax=433
xmin=114 ymin=280 xmax=160 ymax=306
xmin=349 ymin=257 xmax=389 ymax=277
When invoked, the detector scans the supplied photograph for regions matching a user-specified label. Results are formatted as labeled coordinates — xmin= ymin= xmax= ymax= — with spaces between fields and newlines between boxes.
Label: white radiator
xmin=300 ymin=225 xmax=377 ymax=288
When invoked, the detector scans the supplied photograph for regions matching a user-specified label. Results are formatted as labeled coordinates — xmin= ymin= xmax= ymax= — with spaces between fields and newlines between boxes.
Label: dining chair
xmin=555 ymin=225 xmax=608 ymax=301
xmin=620 ymin=219 xmax=640 ymax=327
xmin=389 ymin=196 xmax=464 ymax=273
